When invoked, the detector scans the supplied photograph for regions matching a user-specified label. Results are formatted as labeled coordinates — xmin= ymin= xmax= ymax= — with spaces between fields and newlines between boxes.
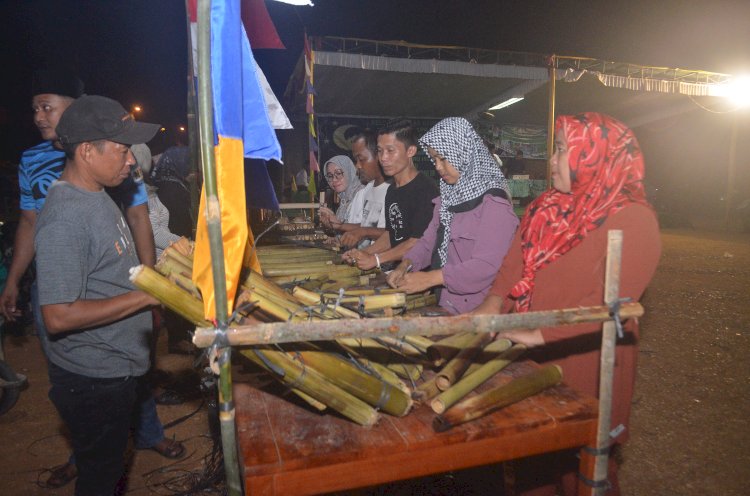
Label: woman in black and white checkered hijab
xmin=419 ymin=117 xmax=510 ymax=267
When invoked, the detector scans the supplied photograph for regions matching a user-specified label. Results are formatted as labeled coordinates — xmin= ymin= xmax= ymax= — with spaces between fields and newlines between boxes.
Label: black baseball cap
xmin=56 ymin=95 xmax=160 ymax=146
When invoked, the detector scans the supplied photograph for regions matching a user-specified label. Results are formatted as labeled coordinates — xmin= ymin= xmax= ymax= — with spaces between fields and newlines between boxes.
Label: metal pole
xmin=196 ymin=1 xmax=242 ymax=494
xmin=546 ymin=55 xmax=556 ymax=187
xmin=185 ymin=0 xmax=201 ymax=234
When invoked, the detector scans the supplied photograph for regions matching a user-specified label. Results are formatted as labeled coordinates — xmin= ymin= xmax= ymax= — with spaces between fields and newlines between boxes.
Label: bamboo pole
xmin=427 ymin=332 xmax=481 ymax=367
xmin=195 ymin=1 xmax=240 ymax=494
xmin=589 ymin=230 xmax=622 ymax=495
xmin=194 ymin=302 xmax=644 ymax=348
xmin=433 ymin=364 xmax=562 ymax=432
xmin=546 ymin=54 xmax=556 ymax=187
xmin=431 ymin=343 xmax=526 ymax=414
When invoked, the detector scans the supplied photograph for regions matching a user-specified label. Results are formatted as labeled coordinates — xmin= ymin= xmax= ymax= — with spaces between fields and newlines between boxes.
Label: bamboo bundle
xmin=335 ymin=340 xmax=410 ymax=392
xmin=321 ymin=288 xmax=401 ymax=298
xmin=433 ymin=364 xmax=563 ymax=432
xmin=334 ymin=293 xmax=407 ymax=311
xmin=281 ymin=233 xmax=329 ymax=242
xmin=276 ymin=222 xmax=316 ymax=232
xmin=156 ymin=257 xmax=201 ymax=298
xmin=240 ymin=348 xmax=379 ymax=426
xmin=129 ymin=265 xmax=210 ymax=327
xmin=435 ymin=333 xmax=492 ymax=391
xmin=431 ymin=343 xmax=526 ymax=414
xmin=295 ymin=348 xmax=413 ymax=416
xmin=404 ymin=292 xmax=438 ymax=310
xmin=169 ymin=236 xmax=194 ymax=258
xmin=160 ymin=243 xmax=194 ymax=269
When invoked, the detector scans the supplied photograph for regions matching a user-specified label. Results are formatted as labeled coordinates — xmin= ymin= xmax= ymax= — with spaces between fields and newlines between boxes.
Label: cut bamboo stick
xmin=428 ymin=332 xmax=481 ymax=368
xmin=461 ymin=338 xmax=513 ymax=377
xmin=129 ymin=265 xmax=210 ymax=327
xmin=431 ymin=343 xmax=526 ymax=414
xmin=435 ymin=333 xmax=492 ymax=391
xmin=292 ymin=287 xmax=361 ymax=319
xmin=433 ymin=364 xmax=562 ymax=432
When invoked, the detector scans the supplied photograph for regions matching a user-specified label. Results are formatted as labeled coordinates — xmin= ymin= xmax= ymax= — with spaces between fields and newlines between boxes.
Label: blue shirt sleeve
xmin=108 ymin=168 xmax=148 ymax=208
xmin=18 ymin=158 xmax=35 ymax=211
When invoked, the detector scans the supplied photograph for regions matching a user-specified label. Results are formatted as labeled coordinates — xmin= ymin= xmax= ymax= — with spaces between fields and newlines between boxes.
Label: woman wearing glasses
xmin=318 ymin=155 xmax=364 ymax=230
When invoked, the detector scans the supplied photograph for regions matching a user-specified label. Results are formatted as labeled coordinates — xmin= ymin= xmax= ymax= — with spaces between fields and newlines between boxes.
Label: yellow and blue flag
xmin=192 ymin=0 xmax=282 ymax=320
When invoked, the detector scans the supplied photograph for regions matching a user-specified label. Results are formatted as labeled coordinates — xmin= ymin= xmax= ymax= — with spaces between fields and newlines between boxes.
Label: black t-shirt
xmin=385 ymin=172 xmax=439 ymax=247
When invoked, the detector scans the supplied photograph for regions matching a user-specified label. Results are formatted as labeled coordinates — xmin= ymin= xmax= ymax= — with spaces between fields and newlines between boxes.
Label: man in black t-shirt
xmin=343 ymin=119 xmax=438 ymax=270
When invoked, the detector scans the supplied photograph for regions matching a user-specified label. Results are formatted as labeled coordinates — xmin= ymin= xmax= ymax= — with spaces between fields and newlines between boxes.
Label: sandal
xmin=45 ymin=462 xmax=78 ymax=488
xmin=148 ymin=438 xmax=186 ymax=459
xmin=154 ymin=389 xmax=185 ymax=405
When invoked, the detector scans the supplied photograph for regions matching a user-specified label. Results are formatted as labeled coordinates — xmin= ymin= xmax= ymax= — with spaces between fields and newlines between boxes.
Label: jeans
xmin=48 ymin=361 xmax=137 ymax=496
xmin=68 ymin=377 xmax=165 ymax=466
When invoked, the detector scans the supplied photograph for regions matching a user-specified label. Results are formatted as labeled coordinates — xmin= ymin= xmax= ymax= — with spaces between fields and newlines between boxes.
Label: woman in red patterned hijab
xmin=508 ymin=112 xmax=651 ymax=312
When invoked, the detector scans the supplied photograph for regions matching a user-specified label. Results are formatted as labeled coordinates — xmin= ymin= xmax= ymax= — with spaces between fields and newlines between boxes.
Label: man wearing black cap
xmin=34 ymin=95 xmax=161 ymax=496
xmin=1 ymin=71 xmax=155 ymax=326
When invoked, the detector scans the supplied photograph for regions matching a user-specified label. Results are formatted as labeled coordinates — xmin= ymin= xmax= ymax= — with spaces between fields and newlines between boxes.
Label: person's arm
xmin=353 ymin=237 xmax=419 ymax=270
xmin=339 ymin=226 xmax=387 ymax=248
xmin=470 ymin=293 xmax=545 ymax=347
xmin=0 ymin=209 xmax=36 ymax=321
xmin=42 ymin=291 xmax=158 ymax=334
xmin=125 ymin=203 xmax=156 ymax=267
xmin=342 ymin=231 xmax=391 ymax=265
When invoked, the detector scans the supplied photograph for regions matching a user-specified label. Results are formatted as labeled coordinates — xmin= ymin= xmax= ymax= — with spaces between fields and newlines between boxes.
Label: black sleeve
xmin=407 ymin=174 xmax=439 ymax=239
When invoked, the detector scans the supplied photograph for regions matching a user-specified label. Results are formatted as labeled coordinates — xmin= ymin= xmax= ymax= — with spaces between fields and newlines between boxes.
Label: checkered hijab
xmin=419 ymin=117 xmax=509 ymax=267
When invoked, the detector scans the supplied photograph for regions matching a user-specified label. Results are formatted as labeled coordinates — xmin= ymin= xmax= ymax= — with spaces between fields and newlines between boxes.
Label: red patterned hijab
xmin=508 ymin=113 xmax=650 ymax=312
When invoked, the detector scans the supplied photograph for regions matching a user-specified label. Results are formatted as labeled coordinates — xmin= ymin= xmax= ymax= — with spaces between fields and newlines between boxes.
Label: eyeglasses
xmin=325 ymin=170 xmax=345 ymax=181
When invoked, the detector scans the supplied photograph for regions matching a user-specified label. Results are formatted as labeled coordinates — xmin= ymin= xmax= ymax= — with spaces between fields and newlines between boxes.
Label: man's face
xmin=32 ymin=94 xmax=73 ymax=141
xmin=377 ymin=133 xmax=415 ymax=179
xmin=351 ymin=138 xmax=380 ymax=184
xmin=87 ymin=141 xmax=135 ymax=189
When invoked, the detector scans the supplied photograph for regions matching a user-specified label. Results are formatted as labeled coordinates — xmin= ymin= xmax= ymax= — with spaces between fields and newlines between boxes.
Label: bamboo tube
xmin=404 ymin=293 xmax=438 ymax=310
xmin=401 ymin=335 xmax=435 ymax=354
xmin=156 ymin=254 xmax=192 ymax=280
xmin=240 ymin=348 xmax=379 ymax=426
xmin=288 ymin=389 xmax=327 ymax=411
xmin=161 ymin=244 xmax=195 ymax=269
xmin=431 ymin=343 xmax=526 ymax=414
xmin=414 ymin=375 xmax=442 ymax=403
xmin=322 ymin=288 xmax=402 ymax=298
xmin=433 ymin=364 xmax=563 ymax=432
xmin=262 ymin=264 xmax=360 ymax=278
xmin=373 ymin=336 xmax=425 ymax=359
xmin=267 ymin=273 xmax=329 ymax=286
xmin=387 ymin=362 xmax=423 ymax=382
xmin=193 ymin=302 xmax=645 ymax=348
xmin=461 ymin=338 xmax=513 ymax=377
xmin=435 ymin=333 xmax=492 ymax=391
xmin=292 ymin=287 xmax=361 ymax=319
xmin=129 ymin=265 xmax=210 ymax=326
xmin=296 ymin=349 xmax=412 ymax=416
xmin=428 ymin=332 xmax=481 ymax=368
xmin=335 ymin=293 xmax=407 ymax=311
xmin=320 ymin=278 xmax=361 ymax=291
xmin=159 ymin=267 xmax=202 ymax=299
xmin=169 ymin=236 xmax=194 ymax=258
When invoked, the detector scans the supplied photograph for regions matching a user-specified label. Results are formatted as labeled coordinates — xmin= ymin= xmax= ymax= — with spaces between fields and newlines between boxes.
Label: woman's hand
xmin=386 ymin=261 xmax=410 ymax=288
xmin=392 ymin=270 xmax=442 ymax=294
xmin=500 ymin=328 xmax=545 ymax=348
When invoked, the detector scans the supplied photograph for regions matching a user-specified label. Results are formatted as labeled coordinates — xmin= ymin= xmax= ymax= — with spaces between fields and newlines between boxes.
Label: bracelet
xmin=374 ymin=253 xmax=381 ymax=269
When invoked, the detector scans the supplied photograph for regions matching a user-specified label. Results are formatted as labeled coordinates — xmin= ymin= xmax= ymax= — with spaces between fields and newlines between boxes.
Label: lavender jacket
xmin=404 ymin=194 xmax=518 ymax=314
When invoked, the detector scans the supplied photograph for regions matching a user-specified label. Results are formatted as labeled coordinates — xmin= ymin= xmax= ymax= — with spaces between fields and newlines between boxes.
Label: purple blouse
xmin=404 ymin=194 xmax=518 ymax=314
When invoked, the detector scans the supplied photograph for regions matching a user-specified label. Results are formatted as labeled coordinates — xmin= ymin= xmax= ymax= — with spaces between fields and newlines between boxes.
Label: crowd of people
xmin=0 ymin=67 xmax=660 ymax=496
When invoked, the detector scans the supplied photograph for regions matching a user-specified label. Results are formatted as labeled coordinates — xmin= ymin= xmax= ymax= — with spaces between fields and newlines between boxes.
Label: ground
xmin=0 ymin=227 xmax=748 ymax=495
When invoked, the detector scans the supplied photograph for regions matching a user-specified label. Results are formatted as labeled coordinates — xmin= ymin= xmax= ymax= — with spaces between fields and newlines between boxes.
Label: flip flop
xmin=147 ymin=438 xmax=186 ymax=459
xmin=45 ymin=462 xmax=78 ymax=488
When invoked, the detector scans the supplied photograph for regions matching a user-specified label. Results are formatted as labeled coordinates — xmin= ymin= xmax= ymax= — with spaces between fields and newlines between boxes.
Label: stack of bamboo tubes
xmin=131 ymin=239 xmax=562 ymax=430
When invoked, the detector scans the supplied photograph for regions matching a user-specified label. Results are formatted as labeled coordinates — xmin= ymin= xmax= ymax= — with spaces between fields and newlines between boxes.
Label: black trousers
xmin=48 ymin=362 xmax=137 ymax=496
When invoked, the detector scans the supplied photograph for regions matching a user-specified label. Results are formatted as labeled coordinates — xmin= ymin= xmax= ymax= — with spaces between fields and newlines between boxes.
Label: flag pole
xmin=196 ymin=0 xmax=243 ymax=494
xmin=185 ymin=0 xmax=201 ymax=235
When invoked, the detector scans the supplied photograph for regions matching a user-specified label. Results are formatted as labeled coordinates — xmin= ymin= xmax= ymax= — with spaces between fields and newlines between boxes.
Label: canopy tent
xmin=284 ymin=37 xmax=735 ymax=130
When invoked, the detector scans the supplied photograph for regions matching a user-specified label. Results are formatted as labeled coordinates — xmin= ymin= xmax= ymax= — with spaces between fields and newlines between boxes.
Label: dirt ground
xmin=0 ymin=227 xmax=748 ymax=495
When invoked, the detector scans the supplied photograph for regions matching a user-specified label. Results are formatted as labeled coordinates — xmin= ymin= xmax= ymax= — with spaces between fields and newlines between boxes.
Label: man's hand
xmin=0 ymin=283 xmax=22 ymax=321
xmin=342 ymin=248 xmax=377 ymax=270
xmin=340 ymin=228 xmax=366 ymax=248
xmin=318 ymin=207 xmax=339 ymax=229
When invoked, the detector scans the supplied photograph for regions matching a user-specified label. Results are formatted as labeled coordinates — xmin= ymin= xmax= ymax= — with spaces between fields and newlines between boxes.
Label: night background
xmin=1 ymin=0 xmax=749 ymax=221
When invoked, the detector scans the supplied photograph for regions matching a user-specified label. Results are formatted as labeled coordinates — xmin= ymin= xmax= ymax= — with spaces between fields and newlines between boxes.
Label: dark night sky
xmin=1 ymin=0 xmax=749 ymax=164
